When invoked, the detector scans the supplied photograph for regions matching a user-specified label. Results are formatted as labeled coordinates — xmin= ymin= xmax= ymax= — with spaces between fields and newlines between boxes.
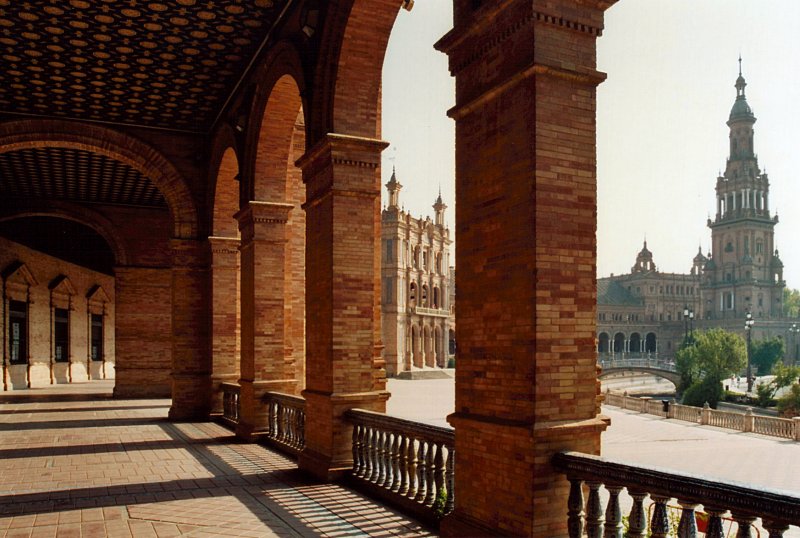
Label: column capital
xmin=207 ymin=235 xmax=240 ymax=254
xmin=234 ymin=201 xmax=294 ymax=244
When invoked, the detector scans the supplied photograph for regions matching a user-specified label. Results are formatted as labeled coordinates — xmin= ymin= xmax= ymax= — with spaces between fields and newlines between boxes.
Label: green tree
xmin=777 ymin=384 xmax=800 ymax=417
xmin=783 ymin=288 xmax=800 ymax=318
xmin=750 ymin=337 xmax=784 ymax=376
xmin=755 ymin=363 xmax=800 ymax=407
xmin=675 ymin=329 xmax=747 ymax=407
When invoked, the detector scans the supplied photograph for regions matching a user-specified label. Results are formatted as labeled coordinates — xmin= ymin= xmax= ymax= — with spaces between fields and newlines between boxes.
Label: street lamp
xmin=745 ymin=312 xmax=755 ymax=393
xmin=683 ymin=305 xmax=690 ymax=344
xmin=689 ymin=309 xmax=695 ymax=342
xmin=790 ymin=323 xmax=799 ymax=366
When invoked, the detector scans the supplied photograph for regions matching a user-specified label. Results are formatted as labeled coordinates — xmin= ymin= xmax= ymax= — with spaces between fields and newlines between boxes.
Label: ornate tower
xmin=703 ymin=60 xmax=784 ymax=319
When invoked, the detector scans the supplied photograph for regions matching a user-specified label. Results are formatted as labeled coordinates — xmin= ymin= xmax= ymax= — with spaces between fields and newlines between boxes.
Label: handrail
xmin=554 ymin=451 xmax=799 ymax=537
xmin=346 ymin=409 xmax=455 ymax=524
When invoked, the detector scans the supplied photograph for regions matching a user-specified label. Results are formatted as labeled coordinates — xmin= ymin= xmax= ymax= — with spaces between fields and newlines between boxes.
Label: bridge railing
xmin=604 ymin=390 xmax=800 ymax=441
xmin=554 ymin=451 xmax=800 ymax=537
xmin=598 ymin=355 xmax=677 ymax=372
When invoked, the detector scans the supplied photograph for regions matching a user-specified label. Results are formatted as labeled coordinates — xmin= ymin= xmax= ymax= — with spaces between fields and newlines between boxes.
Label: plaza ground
xmin=0 ymin=378 xmax=796 ymax=536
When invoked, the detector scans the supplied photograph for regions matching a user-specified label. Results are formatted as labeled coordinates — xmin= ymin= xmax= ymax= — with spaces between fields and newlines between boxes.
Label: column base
xmin=440 ymin=510 xmax=503 ymax=538
xmin=209 ymin=373 xmax=241 ymax=415
xmin=168 ymin=372 xmax=212 ymax=421
xmin=298 ymin=448 xmax=354 ymax=482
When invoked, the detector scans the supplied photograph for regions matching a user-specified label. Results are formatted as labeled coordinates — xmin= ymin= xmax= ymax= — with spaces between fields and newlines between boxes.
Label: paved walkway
xmin=0 ymin=381 xmax=432 ymax=538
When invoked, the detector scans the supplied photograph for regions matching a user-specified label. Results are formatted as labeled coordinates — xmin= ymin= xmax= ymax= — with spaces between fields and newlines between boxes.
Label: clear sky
xmin=381 ymin=1 xmax=800 ymax=289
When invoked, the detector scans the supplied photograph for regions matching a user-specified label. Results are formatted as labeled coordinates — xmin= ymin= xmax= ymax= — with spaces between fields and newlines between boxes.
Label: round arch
xmin=310 ymin=0 xmax=409 ymax=143
xmin=0 ymin=120 xmax=198 ymax=239
xmin=211 ymin=147 xmax=241 ymax=238
xmin=597 ymin=332 xmax=610 ymax=353
xmin=0 ymin=201 xmax=129 ymax=266
xmin=613 ymin=332 xmax=625 ymax=354
xmin=629 ymin=332 xmax=642 ymax=353
xmin=242 ymin=41 xmax=308 ymax=202
xmin=645 ymin=332 xmax=657 ymax=353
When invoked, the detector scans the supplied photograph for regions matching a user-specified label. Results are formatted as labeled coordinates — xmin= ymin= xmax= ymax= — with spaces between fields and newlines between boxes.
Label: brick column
xmin=168 ymin=239 xmax=211 ymax=420
xmin=297 ymin=133 xmax=390 ymax=481
xmin=235 ymin=201 xmax=296 ymax=440
xmin=114 ymin=266 xmax=172 ymax=398
xmin=208 ymin=236 xmax=240 ymax=414
xmin=435 ymin=1 xmax=613 ymax=535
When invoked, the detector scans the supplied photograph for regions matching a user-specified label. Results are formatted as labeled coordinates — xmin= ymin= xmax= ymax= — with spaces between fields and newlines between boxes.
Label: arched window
xmin=409 ymin=282 xmax=417 ymax=306
xmin=421 ymin=284 xmax=429 ymax=307
xmin=433 ymin=286 xmax=440 ymax=308
xmin=597 ymin=332 xmax=609 ymax=353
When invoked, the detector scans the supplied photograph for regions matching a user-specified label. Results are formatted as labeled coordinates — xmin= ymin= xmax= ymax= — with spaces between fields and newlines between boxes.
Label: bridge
xmin=597 ymin=354 xmax=681 ymax=386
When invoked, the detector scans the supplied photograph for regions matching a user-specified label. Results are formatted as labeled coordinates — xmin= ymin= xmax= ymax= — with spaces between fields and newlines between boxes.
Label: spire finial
xmin=738 ymin=54 xmax=742 ymax=76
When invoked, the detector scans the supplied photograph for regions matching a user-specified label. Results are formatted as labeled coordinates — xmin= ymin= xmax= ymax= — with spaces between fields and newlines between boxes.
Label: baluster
xmin=414 ymin=441 xmax=427 ymax=503
xmin=398 ymin=435 xmax=409 ymax=495
xmin=384 ymin=432 xmax=396 ymax=490
xmin=676 ymin=501 xmax=698 ymax=538
xmin=355 ymin=423 xmax=367 ymax=477
xmin=444 ymin=445 xmax=454 ymax=514
xmin=762 ymin=520 xmax=789 ymax=538
xmin=649 ymin=496 xmax=670 ymax=538
xmin=390 ymin=433 xmax=402 ymax=492
xmin=407 ymin=438 xmax=419 ymax=500
xmin=287 ymin=407 xmax=295 ymax=445
xmin=352 ymin=423 xmax=361 ymax=474
xmin=275 ymin=402 xmax=283 ymax=442
xmin=377 ymin=431 xmax=388 ymax=487
xmin=268 ymin=401 xmax=276 ymax=438
xmin=424 ymin=442 xmax=437 ymax=506
xmin=626 ymin=491 xmax=648 ymax=538
xmin=433 ymin=441 xmax=445 ymax=505
xmin=585 ymin=481 xmax=604 ymax=538
xmin=603 ymin=485 xmax=623 ymax=538
xmin=368 ymin=428 xmax=380 ymax=483
xmin=363 ymin=427 xmax=374 ymax=481
xmin=703 ymin=507 xmax=725 ymax=538
xmin=298 ymin=409 xmax=305 ymax=448
xmin=731 ymin=513 xmax=756 ymax=538
xmin=566 ymin=478 xmax=584 ymax=538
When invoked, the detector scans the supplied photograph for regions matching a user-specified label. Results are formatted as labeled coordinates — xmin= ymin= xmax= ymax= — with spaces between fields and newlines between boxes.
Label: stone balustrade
xmin=554 ymin=451 xmax=800 ymax=537
xmin=598 ymin=355 xmax=677 ymax=372
xmin=220 ymin=382 xmax=240 ymax=427
xmin=263 ymin=392 xmax=305 ymax=456
xmin=605 ymin=391 xmax=800 ymax=441
xmin=412 ymin=306 xmax=451 ymax=318
xmin=346 ymin=409 xmax=454 ymax=524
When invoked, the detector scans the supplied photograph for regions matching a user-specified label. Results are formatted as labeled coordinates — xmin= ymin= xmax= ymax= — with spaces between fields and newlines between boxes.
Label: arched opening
xmin=0 ymin=217 xmax=117 ymax=390
xmin=434 ymin=325 xmax=443 ymax=368
xmin=613 ymin=332 xmax=626 ymax=354
xmin=629 ymin=332 xmax=642 ymax=353
xmin=423 ymin=324 xmax=433 ymax=368
xmin=598 ymin=332 xmax=610 ymax=353
xmin=209 ymin=147 xmax=242 ymax=414
xmin=411 ymin=324 xmax=421 ymax=369
xmin=645 ymin=332 xmax=658 ymax=354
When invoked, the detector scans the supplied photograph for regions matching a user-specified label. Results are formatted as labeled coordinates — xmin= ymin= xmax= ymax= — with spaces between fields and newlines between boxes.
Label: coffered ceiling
xmin=0 ymin=0 xmax=290 ymax=133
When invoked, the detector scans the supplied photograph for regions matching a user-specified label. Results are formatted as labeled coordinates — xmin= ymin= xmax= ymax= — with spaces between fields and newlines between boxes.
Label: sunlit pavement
xmin=0 ymin=381 xmax=433 ymax=538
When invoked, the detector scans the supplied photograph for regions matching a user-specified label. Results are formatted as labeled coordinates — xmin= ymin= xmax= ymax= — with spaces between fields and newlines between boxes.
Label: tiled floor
xmin=0 ymin=382 xmax=434 ymax=538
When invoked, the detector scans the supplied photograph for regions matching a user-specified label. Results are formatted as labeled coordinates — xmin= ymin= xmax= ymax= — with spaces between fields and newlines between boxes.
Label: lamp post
xmin=689 ymin=309 xmax=695 ymax=343
xmin=683 ymin=305 xmax=690 ymax=344
xmin=745 ymin=312 xmax=755 ymax=393
xmin=790 ymin=323 xmax=799 ymax=366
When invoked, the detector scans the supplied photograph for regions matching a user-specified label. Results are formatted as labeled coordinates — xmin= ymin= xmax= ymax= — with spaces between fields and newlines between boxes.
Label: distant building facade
xmin=598 ymin=67 xmax=796 ymax=364
xmin=381 ymin=170 xmax=454 ymax=376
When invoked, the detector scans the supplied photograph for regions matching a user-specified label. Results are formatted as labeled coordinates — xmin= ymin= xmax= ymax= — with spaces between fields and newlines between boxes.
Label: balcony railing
xmin=554 ymin=451 xmax=800 ymax=537
xmin=263 ymin=392 xmax=306 ymax=457
xmin=412 ymin=306 xmax=451 ymax=318
xmin=220 ymin=382 xmax=240 ymax=427
xmin=604 ymin=391 xmax=800 ymax=441
xmin=346 ymin=409 xmax=455 ymax=524
xmin=598 ymin=355 xmax=677 ymax=372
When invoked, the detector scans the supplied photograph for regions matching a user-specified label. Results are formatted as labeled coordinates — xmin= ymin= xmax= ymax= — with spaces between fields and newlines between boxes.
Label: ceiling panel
xmin=0 ymin=0 xmax=288 ymax=132
xmin=0 ymin=147 xmax=167 ymax=208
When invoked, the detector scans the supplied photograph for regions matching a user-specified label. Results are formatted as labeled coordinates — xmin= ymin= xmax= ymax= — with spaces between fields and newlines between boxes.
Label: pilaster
xmin=168 ymin=239 xmax=211 ymax=420
xmin=235 ymin=201 xmax=296 ymax=440
xmin=296 ymin=133 xmax=390 ymax=480
xmin=435 ymin=1 xmax=614 ymax=535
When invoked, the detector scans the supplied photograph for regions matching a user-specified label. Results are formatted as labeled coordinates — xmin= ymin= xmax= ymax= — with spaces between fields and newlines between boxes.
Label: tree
xmin=777 ymin=384 xmax=800 ymax=418
xmin=750 ymin=337 xmax=784 ymax=376
xmin=675 ymin=329 xmax=747 ymax=407
xmin=783 ymin=288 xmax=800 ymax=318
xmin=755 ymin=363 xmax=800 ymax=407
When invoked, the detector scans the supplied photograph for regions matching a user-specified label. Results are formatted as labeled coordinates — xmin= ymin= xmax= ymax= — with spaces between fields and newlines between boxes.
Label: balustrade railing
xmin=263 ymin=392 xmax=306 ymax=457
xmin=555 ymin=451 xmax=800 ymax=537
xmin=220 ymin=382 xmax=240 ymax=427
xmin=346 ymin=409 xmax=455 ymax=524
xmin=598 ymin=355 xmax=677 ymax=372
xmin=604 ymin=391 xmax=800 ymax=441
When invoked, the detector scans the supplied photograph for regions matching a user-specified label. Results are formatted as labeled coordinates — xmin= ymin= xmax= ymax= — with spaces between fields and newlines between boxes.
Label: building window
xmin=409 ymin=282 xmax=417 ymax=305
xmin=383 ymin=277 xmax=393 ymax=304
xmin=433 ymin=286 xmax=440 ymax=309
xmin=91 ymin=314 xmax=104 ymax=361
xmin=421 ymin=284 xmax=429 ymax=307
xmin=423 ymin=250 xmax=429 ymax=271
xmin=385 ymin=239 xmax=393 ymax=262
xmin=9 ymin=300 xmax=27 ymax=365
xmin=54 ymin=307 xmax=69 ymax=363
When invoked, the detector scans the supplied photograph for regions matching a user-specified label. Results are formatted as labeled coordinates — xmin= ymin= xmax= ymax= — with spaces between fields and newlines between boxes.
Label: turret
xmin=433 ymin=188 xmax=447 ymax=226
xmin=386 ymin=166 xmax=402 ymax=209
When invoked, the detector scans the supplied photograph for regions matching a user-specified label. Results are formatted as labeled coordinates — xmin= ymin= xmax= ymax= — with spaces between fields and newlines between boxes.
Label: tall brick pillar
xmin=208 ymin=236 xmax=240 ymax=414
xmin=297 ymin=134 xmax=390 ymax=481
xmin=168 ymin=239 xmax=211 ymax=421
xmin=435 ymin=1 xmax=614 ymax=535
xmin=235 ymin=201 xmax=296 ymax=439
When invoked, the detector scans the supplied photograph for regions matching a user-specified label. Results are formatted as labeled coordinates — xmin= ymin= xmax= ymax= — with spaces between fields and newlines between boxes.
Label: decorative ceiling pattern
xmin=0 ymin=147 xmax=167 ymax=208
xmin=0 ymin=0 xmax=286 ymax=132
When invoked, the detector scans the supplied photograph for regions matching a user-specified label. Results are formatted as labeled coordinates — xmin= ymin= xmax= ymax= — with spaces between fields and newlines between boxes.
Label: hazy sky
xmin=381 ymin=1 xmax=800 ymax=288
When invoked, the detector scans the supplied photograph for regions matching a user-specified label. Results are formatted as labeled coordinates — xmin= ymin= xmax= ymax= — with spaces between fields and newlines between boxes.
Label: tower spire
xmin=385 ymin=166 xmax=402 ymax=209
